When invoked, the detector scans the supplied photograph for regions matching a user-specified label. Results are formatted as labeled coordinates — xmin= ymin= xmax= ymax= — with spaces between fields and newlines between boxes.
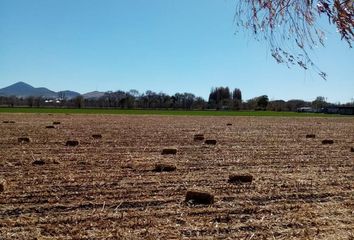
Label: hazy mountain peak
xmin=0 ymin=82 xmax=80 ymax=99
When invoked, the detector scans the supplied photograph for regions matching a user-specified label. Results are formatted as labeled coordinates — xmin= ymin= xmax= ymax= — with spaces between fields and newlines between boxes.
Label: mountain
xmin=0 ymin=82 xmax=80 ymax=99
xmin=82 ymin=91 xmax=106 ymax=99
xmin=58 ymin=90 xmax=81 ymax=99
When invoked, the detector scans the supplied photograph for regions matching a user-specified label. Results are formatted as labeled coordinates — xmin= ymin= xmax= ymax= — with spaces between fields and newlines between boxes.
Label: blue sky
xmin=0 ymin=0 xmax=353 ymax=103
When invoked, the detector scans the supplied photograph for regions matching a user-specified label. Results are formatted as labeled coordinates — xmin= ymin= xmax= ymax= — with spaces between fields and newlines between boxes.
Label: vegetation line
xmin=0 ymin=107 xmax=344 ymax=117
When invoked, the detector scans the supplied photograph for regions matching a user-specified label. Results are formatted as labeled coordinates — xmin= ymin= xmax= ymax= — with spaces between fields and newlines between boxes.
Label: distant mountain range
xmin=0 ymin=82 xmax=105 ymax=99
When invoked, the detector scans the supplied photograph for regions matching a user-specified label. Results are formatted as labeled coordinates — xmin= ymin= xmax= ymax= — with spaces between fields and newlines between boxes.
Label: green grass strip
xmin=0 ymin=107 xmax=345 ymax=117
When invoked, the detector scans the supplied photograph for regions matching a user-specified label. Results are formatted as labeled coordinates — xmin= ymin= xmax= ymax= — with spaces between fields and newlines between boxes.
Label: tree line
xmin=0 ymin=87 xmax=352 ymax=111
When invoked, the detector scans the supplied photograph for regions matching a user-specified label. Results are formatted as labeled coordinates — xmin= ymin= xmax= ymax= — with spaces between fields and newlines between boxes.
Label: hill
xmin=0 ymin=82 xmax=80 ymax=99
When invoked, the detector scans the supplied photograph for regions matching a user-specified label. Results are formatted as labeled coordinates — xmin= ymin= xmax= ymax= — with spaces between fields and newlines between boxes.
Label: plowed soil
xmin=0 ymin=114 xmax=353 ymax=239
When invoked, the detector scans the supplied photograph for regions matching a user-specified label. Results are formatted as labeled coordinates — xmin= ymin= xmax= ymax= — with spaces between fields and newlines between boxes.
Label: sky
xmin=0 ymin=0 xmax=353 ymax=103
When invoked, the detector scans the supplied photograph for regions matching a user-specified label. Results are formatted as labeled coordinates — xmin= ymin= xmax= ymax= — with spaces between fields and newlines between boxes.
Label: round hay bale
xmin=162 ymin=148 xmax=177 ymax=155
xmin=351 ymin=147 xmax=354 ymax=152
xmin=92 ymin=134 xmax=102 ymax=139
xmin=18 ymin=137 xmax=30 ymax=143
xmin=2 ymin=121 xmax=9 ymax=123
xmin=153 ymin=163 xmax=176 ymax=172
xmin=194 ymin=134 xmax=204 ymax=141
xmin=32 ymin=159 xmax=45 ymax=165
xmin=228 ymin=174 xmax=253 ymax=184
xmin=9 ymin=121 xmax=15 ymax=123
xmin=53 ymin=121 xmax=61 ymax=125
xmin=306 ymin=134 xmax=316 ymax=138
xmin=205 ymin=139 xmax=217 ymax=145
xmin=46 ymin=125 xmax=55 ymax=129
xmin=226 ymin=123 xmax=232 ymax=126
xmin=66 ymin=140 xmax=79 ymax=147
xmin=185 ymin=190 xmax=214 ymax=205
xmin=322 ymin=139 xmax=334 ymax=145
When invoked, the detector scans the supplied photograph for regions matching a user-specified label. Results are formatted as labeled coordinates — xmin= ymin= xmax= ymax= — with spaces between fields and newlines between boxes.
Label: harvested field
xmin=0 ymin=113 xmax=353 ymax=239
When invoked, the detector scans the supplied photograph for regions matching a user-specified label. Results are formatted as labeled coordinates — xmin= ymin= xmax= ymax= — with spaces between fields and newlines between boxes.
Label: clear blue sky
xmin=0 ymin=0 xmax=353 ymax=103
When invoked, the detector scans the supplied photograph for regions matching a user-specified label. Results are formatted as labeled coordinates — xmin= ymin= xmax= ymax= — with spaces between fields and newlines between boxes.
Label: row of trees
xmin=0 ymin=88 xmax=352 ymax=111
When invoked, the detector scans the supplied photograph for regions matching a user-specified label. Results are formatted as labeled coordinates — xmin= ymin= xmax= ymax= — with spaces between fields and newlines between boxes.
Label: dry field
xmin=0 ymin=113 xmax=353 ymax=239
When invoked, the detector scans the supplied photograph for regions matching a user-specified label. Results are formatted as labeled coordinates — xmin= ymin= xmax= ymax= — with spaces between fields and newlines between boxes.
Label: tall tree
xmin=234 ymin=0 xmax=353 ymax=78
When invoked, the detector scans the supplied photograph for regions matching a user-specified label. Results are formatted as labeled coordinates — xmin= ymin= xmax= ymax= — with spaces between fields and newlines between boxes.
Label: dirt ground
xmin=0 ymin=113 xmax=353 ymax=239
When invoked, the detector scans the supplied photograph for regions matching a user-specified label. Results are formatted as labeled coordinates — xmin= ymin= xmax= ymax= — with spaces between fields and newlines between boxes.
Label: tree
xmin=232 ymin=88 xmax=242 ymax=110
xmin=208 ymin=87 xmax=232 ymax=109
xmin=256 ymin=95 xmax=269 ymax=109
xmin=74 ymin=95 xmax=84 ymax=108
xmin=234 ymin=0 xmax=353 ymax=78
xmin=312 ymin=96 xmax=328 ymax=109
xmin=232 ymin=88 xmax=242 ymax=101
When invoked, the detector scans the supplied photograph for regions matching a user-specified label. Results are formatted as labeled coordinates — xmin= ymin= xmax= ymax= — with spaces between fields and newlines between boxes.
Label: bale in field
xmin=228 ymin=174 xmax=253 ymax=184
xmin=194 ymin=134 xmax=204 ymax=141
xmin=46 ymin=125 xmax=55 ymax=129
xmin=161 ymin=148 xmax=177 ymax=155
xmin=32 ymin=159 xmax=45 ymax=165
xmin=18 ymin=137 xmax=30 ymax=143
xmin=226 ymin=123 xmax=232 ymax=126
xmin=92 ymin=134 xmax=102 ymax=139
xmin=185 ymin=190 xmax=214 ymax=205
xmin=66 ymin=140 xmax=79 ymax=147
xmin=205 ymin=139 xmax=217 ymax=145
xmin=306 ymin=134 xmax=316 ymax=138
xmin=0 ymin=180 xmax=5 ymax=192
xmin=53 ymin=121 xmax=61 ymax=125
xmin=153 ymin=163 xmax=176 ymax=172
xmin=351 ymin=147 xmax=354 ymax=152
xmin=322 ymin=139 xmax=334 ymax=145
xmin=3 ymin=121 xmax=15 ymax=123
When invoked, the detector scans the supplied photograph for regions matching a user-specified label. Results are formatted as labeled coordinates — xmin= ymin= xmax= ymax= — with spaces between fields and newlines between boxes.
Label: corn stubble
xmin=0 ymin=114 xmax=353 ymax=239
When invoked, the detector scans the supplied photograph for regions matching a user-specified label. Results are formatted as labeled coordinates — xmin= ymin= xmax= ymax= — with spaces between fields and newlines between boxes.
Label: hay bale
xmin=66 ymin=140 xmax=79 ymax=147
xmin=351 ymin=147 xmax=354 ymax=152
xmin=3 ymin=121 xmax=15 ymax=123
xmin=153 ymin=163 xmax=176 ymax=172
xmin=18 ymin=137 xmax=30 ymax=143
xmin=306 ymin=134 xmax=316 ymax=138
xmin=185 ymin=190 xmax=214 ymax=205
xmin=228 ymin=174 xmax=253 ymax=184
xmin=205 ymin=139 xmax=217 ymax=145
xmin=92 ymin=134 xmax=102 ymax=139
xmin=46 ymin=125 xmax=55 ymax=129
xmin=162 ymin=148 xmax=177 ymax=155
xmin=53 ymin=121 xmax=61 ymax=125
xmin=32 ymin=159 xmax=45 ymax=165
xmin=322 ymin=139 xmax=334 ymax=145
xmin=0 ymin=180 xmax=5 ymax=192
xmin=226 ymin=123 xmax=232 ymax=126
xmin=194 ymin=134 xmax=204 ymax=141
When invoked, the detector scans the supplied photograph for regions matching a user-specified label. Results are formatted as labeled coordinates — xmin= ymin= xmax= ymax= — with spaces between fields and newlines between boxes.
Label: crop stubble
xmin=0 ymin=114 xmax=353 ymax=239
